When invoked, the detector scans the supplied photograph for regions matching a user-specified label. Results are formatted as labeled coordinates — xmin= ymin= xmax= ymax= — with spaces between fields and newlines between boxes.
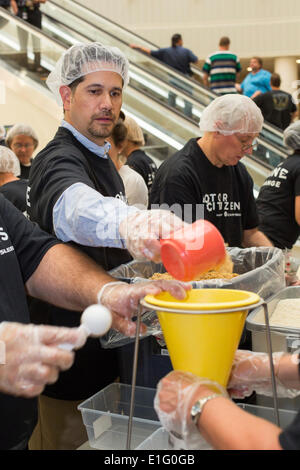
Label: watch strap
xmin=191 ymin=393 xmax=220 ymax=426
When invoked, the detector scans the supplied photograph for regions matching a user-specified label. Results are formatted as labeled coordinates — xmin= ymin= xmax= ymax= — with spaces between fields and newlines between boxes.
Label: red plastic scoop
xmin=160 ymin=219 xmax=226 ymax=282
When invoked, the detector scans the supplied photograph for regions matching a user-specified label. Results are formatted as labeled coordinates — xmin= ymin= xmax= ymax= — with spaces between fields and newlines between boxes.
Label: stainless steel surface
xmin=246 ymin=286 xmax=300 ymax=336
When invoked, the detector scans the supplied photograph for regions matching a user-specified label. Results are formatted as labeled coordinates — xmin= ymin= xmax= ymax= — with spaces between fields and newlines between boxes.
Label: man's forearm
xmin=202 ymin=73 xmax=209 ymax=87
xmin=26 ymin=244 xmax=115 ymax=311
xmin=242 ymin=228 xmax=273 ymax=247
xmin=277 ymin=354 xmax=300 ymax=390
xmin=198 ymin=396 xmax=282 ymax=450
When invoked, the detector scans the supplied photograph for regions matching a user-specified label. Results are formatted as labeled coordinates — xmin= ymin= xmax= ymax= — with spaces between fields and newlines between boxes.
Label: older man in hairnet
xmin=27 ymin=42 xmax=189 ymax=449
xmin=150 ymin=94 xmax=272 ymax=248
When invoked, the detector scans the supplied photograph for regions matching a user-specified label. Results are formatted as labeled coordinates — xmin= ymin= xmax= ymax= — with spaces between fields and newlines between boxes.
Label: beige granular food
xmin=149 ymin=271 xmax=238 ymax=281
xmin=150 ymin=252 xmax=238 ymax=281
xmin=267 ymin=299 xmax=300 ymax=328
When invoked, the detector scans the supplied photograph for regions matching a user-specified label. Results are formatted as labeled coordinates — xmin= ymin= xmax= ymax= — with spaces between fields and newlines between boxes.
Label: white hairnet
xmin=6 ymin=123 xmax=39 ymax=148
xmin=0 ymin=147 xmax=21 ymax=176
xmin=0 ymin=126 xmax=6 ymax=140
xmin=199 ymin=94 xmax=264 ymax=135
xmin=46 ymin=42 xmax=130 ymax=105
xmin=283 ymin=120 xmax=300 ymax=150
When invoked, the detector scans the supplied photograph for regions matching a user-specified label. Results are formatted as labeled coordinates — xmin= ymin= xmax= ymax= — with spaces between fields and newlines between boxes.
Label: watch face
xmin=191 ymin=402 xmax=201 ymax=423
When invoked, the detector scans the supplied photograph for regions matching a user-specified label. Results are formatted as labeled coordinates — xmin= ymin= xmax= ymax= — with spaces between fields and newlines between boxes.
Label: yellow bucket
xmin=142 ymin=289 xmax=261 ymax=387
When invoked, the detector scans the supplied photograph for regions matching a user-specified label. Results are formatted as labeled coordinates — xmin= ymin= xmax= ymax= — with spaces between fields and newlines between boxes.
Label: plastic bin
xmin=136 ymin=403 xmax=298 ymax=450
xmin=246 ymin=286 xmax=300 ymax=353
xmin=78 ymin=383 xmax=160 ymax=450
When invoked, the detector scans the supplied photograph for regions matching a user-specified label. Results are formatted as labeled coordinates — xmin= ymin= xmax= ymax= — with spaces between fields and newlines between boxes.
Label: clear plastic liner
xmin=100 ymin=247 xmax=285 ymax=349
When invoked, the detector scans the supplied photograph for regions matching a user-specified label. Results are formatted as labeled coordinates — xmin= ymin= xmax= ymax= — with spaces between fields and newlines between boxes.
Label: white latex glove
xmin=97 ymin=280 xmax=191 ymax=337
xmin=228 ymin=350 xmax=300 ymax=399
xmin=154 ymin=370 xmax=226 ymax=450
xmin=119 ymin=209 xmax=188 ymax=262
xmin=0 ymin=322 xmax=87 ymax=398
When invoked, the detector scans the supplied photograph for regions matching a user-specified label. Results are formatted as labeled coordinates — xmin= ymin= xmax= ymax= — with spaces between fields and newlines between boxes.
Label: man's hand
xmin=0 ymin=322 xmax=86 ymax=398
xmin=98 ymin=279 xmax=191 ymax=336
xmin=119 ymin=209 xmax=188 ymax=262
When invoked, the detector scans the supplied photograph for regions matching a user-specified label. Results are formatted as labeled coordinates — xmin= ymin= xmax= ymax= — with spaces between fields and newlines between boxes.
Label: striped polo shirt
xmin=203 ymin=50 xmax=241 ymax=94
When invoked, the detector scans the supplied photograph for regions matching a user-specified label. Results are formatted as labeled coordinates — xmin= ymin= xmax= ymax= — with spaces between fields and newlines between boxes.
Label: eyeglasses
xmin=235 ymin=136 xmax=257 ymax=153
xmin=12 ymin=143 xmax=34 ymax=149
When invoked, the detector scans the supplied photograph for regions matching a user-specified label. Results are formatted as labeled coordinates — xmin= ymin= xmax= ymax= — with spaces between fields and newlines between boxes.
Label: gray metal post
xmin=263 ymin=302 xmax=280 ymax=427
xmin=126 ymin=306 xmax=142 ymax=450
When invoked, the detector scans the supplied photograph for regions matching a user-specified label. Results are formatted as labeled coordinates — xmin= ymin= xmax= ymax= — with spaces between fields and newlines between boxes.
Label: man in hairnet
xmin=27 ymin=42 xmax=188 ymax=449
xmin=150 ymin=94 xmax=272 ymax=248
xmin=257 ymin=120 xmax=300 ymax=251
xmin=0 ymin=190 xmax=188 ymax=451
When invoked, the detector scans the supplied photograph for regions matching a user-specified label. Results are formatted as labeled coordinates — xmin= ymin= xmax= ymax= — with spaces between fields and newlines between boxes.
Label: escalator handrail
xmin=46 ymin=0 xmax=211 ymax=94
xmin=0 ymin=6 xmax=288 ymax=168
xmin=0 ymin=6 xmax=65 ymax=50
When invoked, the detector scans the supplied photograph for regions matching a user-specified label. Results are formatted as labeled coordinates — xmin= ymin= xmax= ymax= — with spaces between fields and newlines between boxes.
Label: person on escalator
xmin=256 ymin=120 xmax=300 ymax=251
xmin=11 ymin=0 xmax=47 ymax=72
xmin=150 ymin=93 xmax=272 ymax=248
xmin=130 ymin=34 xmax=199 ymax=118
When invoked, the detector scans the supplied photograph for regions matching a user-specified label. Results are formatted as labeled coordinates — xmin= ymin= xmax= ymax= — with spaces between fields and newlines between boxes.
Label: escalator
xmin=0 ymin=5 xmax=289 ymax=191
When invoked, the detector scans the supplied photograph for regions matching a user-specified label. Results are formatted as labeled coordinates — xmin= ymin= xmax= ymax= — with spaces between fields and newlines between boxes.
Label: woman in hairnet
xmin=6 ymin=124 xmax=39 ymax=179
xmin=0 ymin=146 xmax=27 ymax=212
xmin=257 ymin=120 xmax=300 ymax=251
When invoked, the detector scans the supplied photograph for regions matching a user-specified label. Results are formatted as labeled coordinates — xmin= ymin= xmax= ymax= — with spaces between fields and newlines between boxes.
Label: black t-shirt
xmin=0 ymin=194 xmax=60 ymax=449
xmin=150 ymin=138 xmax=259 ymax=247
xmin=279 ymin=357 xmax=300 ymax=449
xmin=20 ymin=162 xmax=32 ymax=180
xmin=279 ymin=409 xmax=300 ymax=449
xmin=0 ymin=179 xmax=27 ymax=213
xmin=254 ymin=90 xmax=297 ymax=130
xmin=28 ymin=127 xmax=132 ymax=400
xmin=151 ymin=46 xmax=197 ymax=76
xmin=126 ymin=149 xmax=157 ymax=194
xmin=256 ymin=154 xmax=300 ymax=249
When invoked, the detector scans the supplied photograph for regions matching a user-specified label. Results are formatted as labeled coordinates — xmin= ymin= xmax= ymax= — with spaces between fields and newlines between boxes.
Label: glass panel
xmin=42 ymin=0 xmax=288 ymax=155
xmin=0 ymin=7 xmax=64 ymax=82
xmin=0 ymin=7 xmax=286 ymax=190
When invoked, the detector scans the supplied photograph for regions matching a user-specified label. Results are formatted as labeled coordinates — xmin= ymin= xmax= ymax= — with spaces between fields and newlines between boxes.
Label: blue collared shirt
xmin=53 ymin=121 xmax=139 ymax=248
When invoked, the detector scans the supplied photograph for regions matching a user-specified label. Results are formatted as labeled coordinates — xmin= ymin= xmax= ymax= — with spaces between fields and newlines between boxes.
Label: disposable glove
xmin=154 ymin=370 xmax=226 ymax=449
xmin=119 ymin=209 xmax=188 ymax=262
xmin=228 ymin=350 xmax=300 ymax=399
xmin=0 ymin=322 xmax=87 ymax=398
xmin=97 ymin=279 xmax=191 ymax=337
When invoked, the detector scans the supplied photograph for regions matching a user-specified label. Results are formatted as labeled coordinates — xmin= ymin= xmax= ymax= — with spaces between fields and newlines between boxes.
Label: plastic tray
xmin=78 ymin=383 xmax=160 ymax=450
xmin=246 ymin=286 xmax=300 ymax=353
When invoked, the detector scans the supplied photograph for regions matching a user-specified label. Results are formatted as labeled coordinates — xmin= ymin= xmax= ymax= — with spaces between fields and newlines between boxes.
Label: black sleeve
xmin=28 ymin=151 xmax=96 ymax=233
xmin=1 ymin=195 xmax=60 ymax=282
xmin=241 ymin=168 xmax=259 ymax=230
xmin=279 ymin=409 xmax=300 ymax=450
xmin=253 ymin=94 xmax=263 ymax=107
xmin=278 ymin=354 xmax=300 ymax=450
xmin=152 ymin=170 xmax=200 ymax=221
xmin=291 ymin=97 xmax=297 ymax=113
